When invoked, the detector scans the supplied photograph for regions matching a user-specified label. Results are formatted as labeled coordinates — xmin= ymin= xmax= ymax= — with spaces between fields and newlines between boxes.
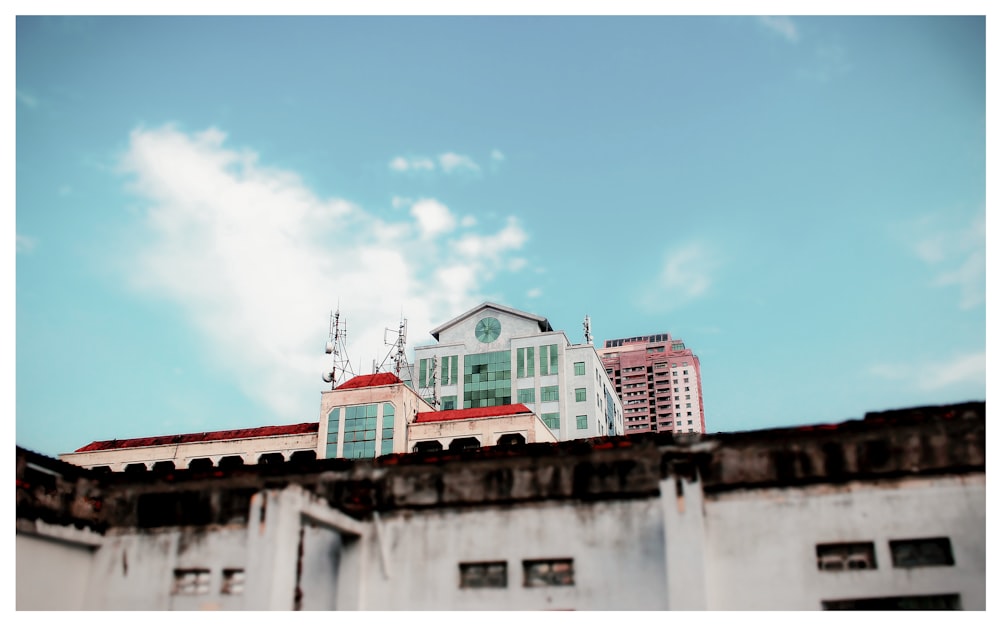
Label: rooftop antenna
xmin=583 ymin=314 xmax=593 ymax=345
xmin=376 ymin=315 xmax=410 ymax=378
xmin=322 ymin=306 xmax=355 ymax=389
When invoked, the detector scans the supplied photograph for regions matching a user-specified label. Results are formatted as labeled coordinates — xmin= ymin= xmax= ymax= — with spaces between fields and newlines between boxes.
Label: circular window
xmin=475 ymin=316 xmax=502 ymax=343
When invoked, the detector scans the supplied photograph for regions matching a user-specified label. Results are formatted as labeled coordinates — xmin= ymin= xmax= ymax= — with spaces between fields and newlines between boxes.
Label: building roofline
xmin=428 ymin=302 xmax=553 ymax=341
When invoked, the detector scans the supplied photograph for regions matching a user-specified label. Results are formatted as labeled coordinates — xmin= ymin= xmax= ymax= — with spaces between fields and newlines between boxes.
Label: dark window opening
xmin=258 ymin=453 xmax=285 ymax=465
xmin=460 ymin=561 xmax=507 ymax=588
xmin=823 ymin=594 xmax=961 ymax=610
xmin=816 ymin=542 xmax=877 ymax=571
xmin=90 ymin=465 xmax=112 ymax=473
xmin=289 ymin=450 xmax=317 ymax=463
xmin=187 ymin=458 xmax=214 ymax=471
xmin=890 ymin=537 xmax=955 ymax=568
xmin=218 ymin=455 xmax=245 ymax=469
xmin=523 ymin=558 xmax=574 ymax=587
xmin=124 ymin=463 xmax=148 ymax=473
xmin=496 ymin=433 xmax=526 ymax=448
xmin=414 ymin=440 xmax=443 ymax=454
xmin=152 ymin=461 xmax=176 ymax=472
xmin=449 ymin=437 xmax=481 ymax=452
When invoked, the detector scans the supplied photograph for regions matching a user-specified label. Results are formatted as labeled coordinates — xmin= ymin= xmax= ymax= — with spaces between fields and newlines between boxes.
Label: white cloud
xmin=460 ymin=215 xmax=477 ymax=228
xmin=16 ymin=234 xmax=37 ymax=253
xmin=438 ymin=152 xmax=481 ymax=174
xmin=527 ymin=288 xmax=542 ymax=298
xmin=642 ymin=242 xmax=719 ymax=311
xmin=491 ymin=149 xmax=505 ymax=162
xmin=389 ymin=156 xmax=435 ymax=172
xmin=120 ymin=126 xmax=528 ymax=422
xmin=869 ymin=351 xmax=985 ymax=392
xmin=410 ymin=198 xmax=457 ymax=239
xmin=455 ymin=217 xmax=527 ymax=259
xmin=508 ymin=257 xmax=527 ymax=272
xmin=901 ymin=210 xmax=984 ymax=310
xmin=757 ymin=16 xmax=799 ymax=43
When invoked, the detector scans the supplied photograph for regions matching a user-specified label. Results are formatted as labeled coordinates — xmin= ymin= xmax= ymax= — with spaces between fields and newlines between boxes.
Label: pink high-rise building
xmin=597 ymin=333 xmax=706 ymax=435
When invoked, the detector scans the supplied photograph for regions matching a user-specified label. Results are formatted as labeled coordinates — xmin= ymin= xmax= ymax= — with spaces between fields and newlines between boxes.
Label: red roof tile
xmin=337 ymin=373 xmax=403 ymax=389
xmin=74 ymin=422 xmax=319 ymax=452
xmin=414 ymin=403 xmax=534 ymax=423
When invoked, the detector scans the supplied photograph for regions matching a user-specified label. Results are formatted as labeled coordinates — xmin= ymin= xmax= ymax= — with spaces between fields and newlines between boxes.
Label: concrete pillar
xmin=244 ymin=487 xmax=306 ymax=610
xmin=660 ymin=474 xmax=708 ymax=610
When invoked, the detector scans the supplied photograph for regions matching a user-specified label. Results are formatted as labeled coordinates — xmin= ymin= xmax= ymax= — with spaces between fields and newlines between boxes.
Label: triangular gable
xmin=429 ymin=302 xmax=553 ymax=341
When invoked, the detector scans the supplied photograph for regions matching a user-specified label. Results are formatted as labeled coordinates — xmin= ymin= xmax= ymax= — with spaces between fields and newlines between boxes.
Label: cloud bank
xmin=121 ymin=126 xmax=527 ymax=421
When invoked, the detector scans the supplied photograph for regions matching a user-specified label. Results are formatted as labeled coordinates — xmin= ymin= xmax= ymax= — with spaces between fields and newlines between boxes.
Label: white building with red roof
xmin=412 ymin=302 xmax=624 ymax=440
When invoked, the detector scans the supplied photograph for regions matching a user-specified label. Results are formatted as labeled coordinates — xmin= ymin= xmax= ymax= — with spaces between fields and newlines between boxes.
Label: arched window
xmin=413 ymin=440 xmax=443 ymax=454
xmin=187 ymin=458 xmax=214 ymax=471
xmin=218 ymin=456 xmax=245 ymax=469
xmin=124 ymin=463 xmax=148 ymax=473
xmin=496 ymin=433 xmax=526 ymax=448
xmin=257 ymin=453 xmax=285 ymax=465
xmin=289 ymin=450 xmax=317 ymax=463
xmin=152 ymin=460 xmax=176 ymax=472
xmin=449 ymin=437 xmax=481 ymax=452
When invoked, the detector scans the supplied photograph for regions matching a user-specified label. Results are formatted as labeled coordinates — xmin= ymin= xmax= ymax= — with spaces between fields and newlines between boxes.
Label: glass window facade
xmin=576 ymin=414 xmax=588 ymax=429
xmin=539 ymin=344 xmax=558 ymax=375
xmin=463 ymin=350 xmax=512 ymax=409
xmin=517 ymin=388 xmax=535 ymax=404
xmin=342 ymin=403 xmax=378 ymax=459
xmin=516 ymin=347 xmax=535 ymax=378
xmin=575 ymin=388 xmax=586 ymax=402
xmin=441 ymin=395 xmax=457 ymax=410
xmin=325 ymin=407 xmax=341 ymax=460
xmin=541 ymin=385 xmax=559 ymax=402
xmin=574 ymin=361 xmax=585 ymax=376
xmin=541 ymin=412 xmax=560 ymax=430
xmin=441 ymin=355 xmax=459 ymax=385
xmin=381 ymin=403 xmax=395 ymax=455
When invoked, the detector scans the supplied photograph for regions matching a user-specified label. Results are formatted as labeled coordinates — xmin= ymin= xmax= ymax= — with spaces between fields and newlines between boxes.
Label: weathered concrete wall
xmin=15 ymin=532 xmax=96 ymax=610
xmin=360 ymin=498 xmax=667 ymax=610
xmin=702 ymin=475 xmax=986 ymax=610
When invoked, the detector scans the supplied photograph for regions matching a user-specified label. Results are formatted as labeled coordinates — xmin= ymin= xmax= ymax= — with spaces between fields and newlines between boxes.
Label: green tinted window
xmin=575 ymin=388 xmax=586 ymax=402
xmin=541 ymin=386 xmax=559 ymax=402
xmin=542 ymin=413 xmax=560 ymax=429
xmin=517 ymin=388 xmax=535 ymax=404
xmin=576 ymin=415 xmax=588 ymax=429
xmin=463 ymin=351 xmax=512 ymax=409
xmin=325 ymin=407 xmax=341 ymax=458
xmin=574 ymin=362 xmax=585 ymax=376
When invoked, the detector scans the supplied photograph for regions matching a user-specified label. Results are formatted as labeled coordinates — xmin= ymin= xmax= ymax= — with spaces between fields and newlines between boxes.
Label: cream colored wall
xmin=59 ymin=432 xmax=318 ymax=471
xmin=407 ymin=414 xmax=557 ymax=451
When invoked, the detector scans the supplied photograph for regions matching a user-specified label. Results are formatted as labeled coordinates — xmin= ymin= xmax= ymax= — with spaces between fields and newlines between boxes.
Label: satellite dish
xmin=322 ymin=372 xmax=333 ymax=383
xmin=325 ymin=341 xmax=334 ymax=354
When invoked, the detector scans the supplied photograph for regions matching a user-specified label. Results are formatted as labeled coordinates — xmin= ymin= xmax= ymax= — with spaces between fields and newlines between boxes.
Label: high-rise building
xmin=598 ymin=333 xmax=705 ymax=435
xmin=412 ymin=302 xmax=623 ymax=440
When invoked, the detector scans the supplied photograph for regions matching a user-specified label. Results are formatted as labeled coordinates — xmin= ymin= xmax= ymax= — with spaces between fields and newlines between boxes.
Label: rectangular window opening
xmin=889 ymin=537 xmax=954 ymax=568
xmin=173 ymin=569 xmax=211 ymax=595
xmin=460 ymin=561 xmax=508 ymax=588
xmin=816 ymin=542 xmax=877 ymax=571
xmin=523 ymin=558 xmax=574 ymax=587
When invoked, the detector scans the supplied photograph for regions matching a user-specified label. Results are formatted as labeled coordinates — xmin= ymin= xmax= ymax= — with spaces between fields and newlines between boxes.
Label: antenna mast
xmin=322 ymin=307 xmax=355 ymax=389
xmin=378 ymin=316 xmax=410 ymax=379
xmin=583 ymin=314 xmax=593 ymax=345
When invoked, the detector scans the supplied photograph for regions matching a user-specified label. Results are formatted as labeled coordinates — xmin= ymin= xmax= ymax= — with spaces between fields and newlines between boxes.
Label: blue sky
xmin=14 ymin=14 xmax=987 ymax=457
